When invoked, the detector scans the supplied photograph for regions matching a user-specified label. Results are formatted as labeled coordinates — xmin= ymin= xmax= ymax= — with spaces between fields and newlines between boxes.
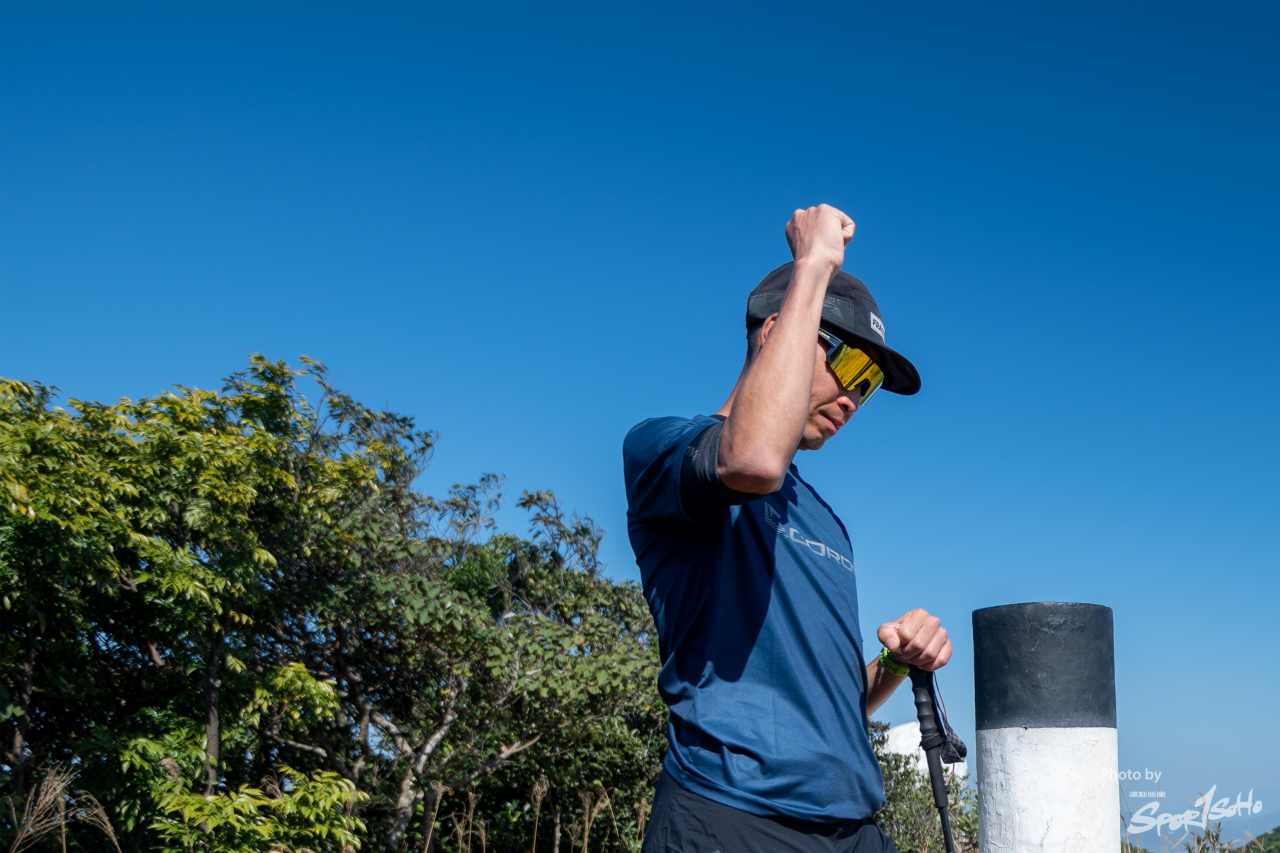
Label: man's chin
xmin=798 ymin=428 xmax=829 ymax=451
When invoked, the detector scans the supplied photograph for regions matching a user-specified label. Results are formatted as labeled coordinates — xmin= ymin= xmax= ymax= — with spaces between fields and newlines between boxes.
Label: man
xmin=622 ymin=205 xmax=952 ymax=853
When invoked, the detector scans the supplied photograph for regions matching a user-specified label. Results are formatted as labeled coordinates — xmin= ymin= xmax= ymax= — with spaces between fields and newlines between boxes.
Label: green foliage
xmin=870 ymin=720 xmax=979 ymax=853
xmin=152 ymin=767 xmax=367 ymax=853
xmin=0 ymin=359 xmax=662 ymax=852
xmin=1251 ymin=827 xmax=1280 ymax=853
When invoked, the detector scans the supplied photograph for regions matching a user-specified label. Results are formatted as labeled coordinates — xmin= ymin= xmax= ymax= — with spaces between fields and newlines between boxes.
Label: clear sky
xmin=3 ymin=1 xmax=1277 ymax=834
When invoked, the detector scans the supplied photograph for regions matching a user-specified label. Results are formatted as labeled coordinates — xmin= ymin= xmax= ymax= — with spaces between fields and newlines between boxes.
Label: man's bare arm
xmin=717 ymin=205 xmax=854 ymax=493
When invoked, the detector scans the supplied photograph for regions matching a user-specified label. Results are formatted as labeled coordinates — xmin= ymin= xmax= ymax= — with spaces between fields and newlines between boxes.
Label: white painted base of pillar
xmin=976 ymin=726 xmax=1119 ymax=853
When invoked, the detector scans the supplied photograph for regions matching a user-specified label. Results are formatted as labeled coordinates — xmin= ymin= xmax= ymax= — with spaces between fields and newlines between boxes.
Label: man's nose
xmin=837 ymin=394 xmax=858 ymax=416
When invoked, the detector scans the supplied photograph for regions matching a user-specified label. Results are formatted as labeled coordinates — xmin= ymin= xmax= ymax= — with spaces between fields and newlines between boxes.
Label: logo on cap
xmin=869 ymin=312 xmax=886 ymax=341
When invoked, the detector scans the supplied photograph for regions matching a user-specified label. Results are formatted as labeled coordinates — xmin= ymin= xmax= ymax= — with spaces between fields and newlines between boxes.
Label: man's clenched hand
xmin=784 ymin=204 xmax=855 ymax=273
xmin=878 ymin=608 xmax=952 ymax=672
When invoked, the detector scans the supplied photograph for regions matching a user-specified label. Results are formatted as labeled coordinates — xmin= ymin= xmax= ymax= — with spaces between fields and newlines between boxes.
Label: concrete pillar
xmin=973 ymin=602 xmax=1119 ymax=853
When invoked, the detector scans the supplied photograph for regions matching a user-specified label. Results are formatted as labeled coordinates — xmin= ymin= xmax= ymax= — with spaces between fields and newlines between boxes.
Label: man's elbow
xmin=718 ymin=460 xmax=787 ymax=495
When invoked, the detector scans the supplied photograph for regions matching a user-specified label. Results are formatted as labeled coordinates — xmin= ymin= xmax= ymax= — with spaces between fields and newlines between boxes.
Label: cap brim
xmin=826 ymin=326 xmax=920 ymax=396
xmin=872 ymin=342 xmax=921 ymax=396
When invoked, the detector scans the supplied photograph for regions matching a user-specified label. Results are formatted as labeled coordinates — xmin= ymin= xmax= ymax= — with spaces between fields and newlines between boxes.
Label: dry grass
xmin=577 ymin=788 xmax=609 ymax=853
xmin=1122 ymin=826 xmax=1266 ymax=853
xmin=422 ymin=781 xmax=453 ymax=853
xmin=529 ymin=777 xmax=550 ymax=853
xmin=465 ymin=790 xmax=479 ymax=853
xmin=7 ymin=764 xmax=121 ymax=853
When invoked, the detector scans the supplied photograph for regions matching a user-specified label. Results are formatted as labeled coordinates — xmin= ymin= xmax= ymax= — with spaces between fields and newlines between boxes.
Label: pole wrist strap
xmin=879 ymin=646 xmax=910 ymax=677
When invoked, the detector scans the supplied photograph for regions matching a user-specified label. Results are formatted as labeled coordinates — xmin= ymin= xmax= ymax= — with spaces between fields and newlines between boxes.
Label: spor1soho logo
xmin=1107 ymin=770 xmax=1265 ymax=835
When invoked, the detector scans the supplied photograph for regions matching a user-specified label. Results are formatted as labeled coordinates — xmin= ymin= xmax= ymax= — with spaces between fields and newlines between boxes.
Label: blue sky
xmin=3 ymin=1 xmax=1277 ymax=832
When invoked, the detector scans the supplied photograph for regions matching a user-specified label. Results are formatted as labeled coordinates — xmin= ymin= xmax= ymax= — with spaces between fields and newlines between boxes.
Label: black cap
xmin=745 ymin=262 xmax=921 ymax=396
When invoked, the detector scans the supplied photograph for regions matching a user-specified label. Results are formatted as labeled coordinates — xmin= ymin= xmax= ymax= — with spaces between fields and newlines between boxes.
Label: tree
xmin=1 ymin=359 xmax=662 ymax=852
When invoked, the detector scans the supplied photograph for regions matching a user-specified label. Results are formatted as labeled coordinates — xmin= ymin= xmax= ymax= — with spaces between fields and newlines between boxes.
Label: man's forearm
xmin=719 ymin=257 xmax=834 ymax=492
xmin=865 ymin=658 xmax=905 ymax=715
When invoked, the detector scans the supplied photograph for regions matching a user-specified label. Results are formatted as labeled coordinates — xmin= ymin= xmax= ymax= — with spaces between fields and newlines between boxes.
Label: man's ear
xmin=758 ymin=313 xmax=780 ymax=345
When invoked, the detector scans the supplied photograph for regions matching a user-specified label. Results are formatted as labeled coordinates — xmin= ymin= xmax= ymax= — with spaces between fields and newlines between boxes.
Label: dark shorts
xmin=642 ymin=771 xmax=901 ymax=853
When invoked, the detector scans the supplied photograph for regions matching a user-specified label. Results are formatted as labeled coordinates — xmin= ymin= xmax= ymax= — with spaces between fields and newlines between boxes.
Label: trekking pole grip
xmin=909 ymin=664 xmax=958 ymax=853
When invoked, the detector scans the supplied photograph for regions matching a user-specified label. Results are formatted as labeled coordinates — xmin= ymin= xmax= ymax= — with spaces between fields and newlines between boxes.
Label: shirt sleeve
xmin=679 ymin=419 xmax=762 ymax=520
xmin=623 ymin=416 xmax=760 ymax=524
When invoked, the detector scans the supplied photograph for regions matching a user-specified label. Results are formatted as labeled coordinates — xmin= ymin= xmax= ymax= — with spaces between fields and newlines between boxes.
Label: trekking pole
xmin=908 ymin=665 xmax=957 ymax=853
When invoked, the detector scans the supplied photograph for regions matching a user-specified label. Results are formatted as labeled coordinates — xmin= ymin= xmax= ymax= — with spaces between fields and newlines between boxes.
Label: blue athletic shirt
xmin=623 ymin=414 xmax=886 ymax=823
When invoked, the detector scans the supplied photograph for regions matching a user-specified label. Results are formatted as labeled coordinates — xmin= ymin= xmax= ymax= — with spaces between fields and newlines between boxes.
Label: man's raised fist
xmin=784 ymin=204 xmax=855 ymax=273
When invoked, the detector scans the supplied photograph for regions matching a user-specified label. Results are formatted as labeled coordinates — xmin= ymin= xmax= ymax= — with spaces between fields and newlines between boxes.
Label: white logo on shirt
xmin=765 ymin=506 xmax=854 ymax=572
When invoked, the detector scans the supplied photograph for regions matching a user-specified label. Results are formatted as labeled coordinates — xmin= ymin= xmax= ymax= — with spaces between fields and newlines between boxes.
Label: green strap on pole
xmin=878 ymin=646 xmax=910 ymax=677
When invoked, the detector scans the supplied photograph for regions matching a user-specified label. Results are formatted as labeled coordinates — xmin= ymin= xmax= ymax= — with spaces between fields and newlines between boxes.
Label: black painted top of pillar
xmin=973 ymin=602 xmax=1116 ymax=730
